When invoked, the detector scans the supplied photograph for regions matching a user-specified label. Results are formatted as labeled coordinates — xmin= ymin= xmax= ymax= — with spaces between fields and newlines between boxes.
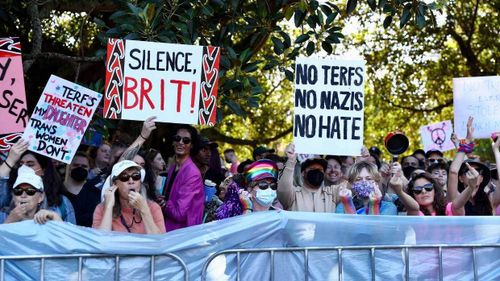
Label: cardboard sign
xmin=0 ymin=37 xmax=28 ymax=134
xmin=104 ymin=39 xmax=220 ymax=125
xmin=453 ymin=76 xmax=500 ymax=138
xmin=22 ymin=75 xmax=102 ymax=164
xmin=293 ymin=57 xmax=365 ymax=156
xmin=0 ymin=132 xmax=22 ymax=151
xmin=419 ymin=120 xmax=455 ymax=152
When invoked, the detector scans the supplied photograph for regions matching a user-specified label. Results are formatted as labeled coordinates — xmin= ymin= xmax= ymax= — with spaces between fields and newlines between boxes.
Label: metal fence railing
xmin=0 ymin=253 xmax=188 ymax=281
xmin=201 ymin=244 xmax=500 ymax=281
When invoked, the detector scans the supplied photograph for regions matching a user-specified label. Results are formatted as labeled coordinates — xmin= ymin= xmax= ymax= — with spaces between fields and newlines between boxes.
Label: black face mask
xmin=418 ymin=159 xmax=425 ymax=169
xmin=305 ymin=169 xmax=324 ymax=187
xmin=403 ymin=166 xmax=416 ymax=180
xmin=71 ymin=167 xmax=88 ymax=182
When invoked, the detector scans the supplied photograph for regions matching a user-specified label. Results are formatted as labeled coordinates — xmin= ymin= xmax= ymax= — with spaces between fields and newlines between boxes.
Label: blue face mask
xmin=255 ymin=188 xmax=276 ymax=207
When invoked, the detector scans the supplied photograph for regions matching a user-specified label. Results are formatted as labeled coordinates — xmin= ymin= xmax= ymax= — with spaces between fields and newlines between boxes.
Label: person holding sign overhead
xmin=277 ymin=143 xmax=338 ymax=212
xmin=162 ymin=125 xmax=204 ymax=231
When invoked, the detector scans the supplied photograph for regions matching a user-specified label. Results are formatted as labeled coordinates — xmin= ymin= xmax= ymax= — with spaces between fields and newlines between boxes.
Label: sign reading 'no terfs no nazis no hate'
xmin=293 ymin=57 xmax=365 ymax=156
xmin=103 ymin=39 xmax=220 ymax=126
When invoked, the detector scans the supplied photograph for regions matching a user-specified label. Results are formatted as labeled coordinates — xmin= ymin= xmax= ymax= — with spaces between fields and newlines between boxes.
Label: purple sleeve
xmin=164 ymin=171 xmax=203 ymax=222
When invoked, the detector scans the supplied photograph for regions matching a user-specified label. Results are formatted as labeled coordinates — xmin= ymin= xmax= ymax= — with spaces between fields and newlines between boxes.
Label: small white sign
xmin=419 ymin=120 xmax=455 ymax=152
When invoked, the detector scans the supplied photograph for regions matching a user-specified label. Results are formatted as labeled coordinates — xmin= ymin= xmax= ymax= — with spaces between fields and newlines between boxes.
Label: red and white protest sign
xmin=104 ymin=39 xmax=220 ymax=125
xmin=0 ymin=37 xmax=28 ymax=136
xmin=22 ymin=75 xmax=102 ymax=164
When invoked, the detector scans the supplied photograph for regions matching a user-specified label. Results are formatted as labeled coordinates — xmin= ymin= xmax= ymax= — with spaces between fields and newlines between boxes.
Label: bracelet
xmin=139 ymin=133 xmax=147 ymax=140
xmin=457 ymin=140 xmax=474 ymax=154
xmin=4 ymin=160 xmax=13 ymax=169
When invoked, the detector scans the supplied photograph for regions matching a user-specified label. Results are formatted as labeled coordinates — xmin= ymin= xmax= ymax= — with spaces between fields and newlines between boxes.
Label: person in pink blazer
xmin=163 ymin=125 xmax=204 ymax=231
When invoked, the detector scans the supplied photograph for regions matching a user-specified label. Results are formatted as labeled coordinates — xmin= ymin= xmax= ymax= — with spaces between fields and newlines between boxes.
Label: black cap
xmin=413 ymin=149 xmax=426 ymax=157
xmin=253 ymin=146 xmax=275 ymax=158
xmin=458 ymin=160 xmax=491 ymax=189
xmin=369 ymin=146 xmax=382 ymax=157
xmin=301 ymin=158 xmax=328 ymax=172
xmin=425 ymin=149 xmax=443 ymax=159
xmin=198 ymin=136 xmax=218 ymax=148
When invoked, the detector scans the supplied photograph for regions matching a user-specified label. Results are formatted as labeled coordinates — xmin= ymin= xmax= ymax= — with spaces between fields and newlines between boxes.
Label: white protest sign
xmin=293 ymin=57 xmax=365 ymax=156
xmin=419 ymin=120 xmax=455 ymax=153
xmin=453 ymin=76 xmax=500 ymax=138
xmin=22 ymin=75 xmax=102 ymax=164
xmin=104 ymin=39 xmax=220 ymax=125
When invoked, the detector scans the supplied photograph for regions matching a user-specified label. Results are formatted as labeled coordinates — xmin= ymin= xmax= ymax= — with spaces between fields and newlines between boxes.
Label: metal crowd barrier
xmin=201 ymin=244 xmax=500 ymax=281
xmin=0 ymin=253 xmax=188 ymax=281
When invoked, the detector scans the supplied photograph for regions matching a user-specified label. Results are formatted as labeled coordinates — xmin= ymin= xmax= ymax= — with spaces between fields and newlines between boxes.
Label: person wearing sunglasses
xmin=162 ymin=125 xmax=204 ymax=231
xmin=427 ymin=161 xmax=449 ymax=195
xmin=1 ymin=166 xmax=62 ymax=224
xmin=238 ymin=159 xmax=279 ymax=213
xmin=92 ymin=160 xmax=165 ymax=234
xmin=398 ymin=168 xmax=478 ymax=216
xmin=0 ymin=139 xmax=76 ymax=224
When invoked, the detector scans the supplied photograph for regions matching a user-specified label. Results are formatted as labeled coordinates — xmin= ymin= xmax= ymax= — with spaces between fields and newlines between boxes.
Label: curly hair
xmin=408 ymin=172 xmax=447 ymax=216
xmin=347 ymin=161 xmax=381 ymax=184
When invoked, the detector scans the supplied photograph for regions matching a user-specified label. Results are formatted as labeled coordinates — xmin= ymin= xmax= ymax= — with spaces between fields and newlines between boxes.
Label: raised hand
xmin=238 ymin=190 xmax=253 ymax=211
xmin=128 ymin=191 xmax=148 ymax=212
xmin=466 ymin=116 xmax=474 ymax=142
xmin=141 ymin=116 xmax=157 ymax=140
xmin=338 ymin=186 xmax=352 ymax=198
xmin=6 ymin=139 xmax=29 ymax=166
xmin=464 ymin=162 xmax=480 ymax=189
xmin=104 ymin=185 xmax=117 ymax=209
xmin=284 ymin=143 xmax=296 ymax=162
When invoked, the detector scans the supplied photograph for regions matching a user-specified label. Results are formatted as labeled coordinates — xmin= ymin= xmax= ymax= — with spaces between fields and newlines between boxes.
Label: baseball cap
xmin=253 ymin=146 xmax=275 ymax=158
xmin=425 ymin=149 xmax=444 ymax=159
xmin=301 ymin=158 xmax=328 ymax=172
xmin=13 ymin=165 xmax=44 ymax=191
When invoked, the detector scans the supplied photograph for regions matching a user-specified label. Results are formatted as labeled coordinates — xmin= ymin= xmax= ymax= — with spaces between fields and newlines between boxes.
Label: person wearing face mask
xmin=237 ymin=160 xmax=279 ymax=213
xmin=277 ymin=143 xmax=339 ymax=212
xmin=64 ymin=152 xmax=101 ymax=227
xmin=337 ymin=161 xmax=397 ymax=215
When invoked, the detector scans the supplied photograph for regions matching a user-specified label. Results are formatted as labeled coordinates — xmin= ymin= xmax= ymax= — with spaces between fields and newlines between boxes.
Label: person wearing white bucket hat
xmin=1 ymin=166 xmax=62 ymax=224
xmin=92 ymin=160 xmax=165 ymax=234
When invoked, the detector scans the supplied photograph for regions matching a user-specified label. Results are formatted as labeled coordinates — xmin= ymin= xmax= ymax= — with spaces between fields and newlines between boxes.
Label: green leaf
xmin=383 ymin=15 xmax=393 ymax=29
xmin=279 ymin=31 xmax=291 ymax=48
xmin=320 ymin=4 xmax=333 ymax=15
xmin=399 ymin=4 xmax=412 ymax=28
xmin=367 ymin=0 xmax=377 ymax=11
xmin=127 ymin=3 xmax=142 ymax=16
xmin=109 ymin=11 xmax=127 ymax=21
xmin=242 ymin=62 xmax=259 ymax=72
xmin=284 ymin=6 xmax=295 ymax=20
xmin=306 ymin=41 xmax=315 ymax=56
xmin=145 ymin=3 xmax=156 ymax=23
xmin=309 ymin=0 xmax=319 ymax=10
xmin=271 ymin=36 xmax=284 ymax=55
xmin=416 ymin=13 xmax=425 ymax=29
xmin=322 ymin=41 xmax=333 ymax=54
xmin=227 ymin=47 xmax=237 ymax=60
xmin=93 ymin=18 xmax=108 ymax=29
xmin=225 ymin=99 xmax=245 ymax=116
xmin=346 ymin=0 xmax=358 ymax=15
xmin=378 ymin=0 xmax=387 ymax=9
xmin=239 ymin=48 xmax=252 ymax=63
xmin=326 ymin=12 xmax=338 ymax=25
xmin=295 ymin=34 xmax=310 ymax=44
xmin=284 ymin=69 xmax=294 ymax=81
xmin=294 ymin=9 xmax=304 ymax=27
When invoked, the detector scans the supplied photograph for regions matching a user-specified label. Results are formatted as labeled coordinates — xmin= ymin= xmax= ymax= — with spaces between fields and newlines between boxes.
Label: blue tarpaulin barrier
xmin=1 ymin=211 xmax=499 ymax=280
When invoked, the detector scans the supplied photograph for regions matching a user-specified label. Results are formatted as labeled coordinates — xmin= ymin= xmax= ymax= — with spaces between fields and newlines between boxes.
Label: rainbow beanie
xmin=244 ymin=159 xmax=278 ymax=183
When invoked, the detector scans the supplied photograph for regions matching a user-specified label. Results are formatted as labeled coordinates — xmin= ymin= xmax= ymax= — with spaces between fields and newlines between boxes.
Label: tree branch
xmin=381 ymin=95 xmax=453 ymax=112
xmin=201 ymin=127 xmax=292 ymax=147
xmin=467 ymin=0 xmax=480 ymax=46
xmin=24 ymin=0 xmax=43 ymax=71
xmin=24 ymin=52 xmax=104 ymax=63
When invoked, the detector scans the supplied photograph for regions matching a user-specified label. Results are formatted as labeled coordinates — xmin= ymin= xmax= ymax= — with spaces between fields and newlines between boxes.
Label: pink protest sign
xmin=104 ymin=39 xmax=220 ymax=125
xmin=22 ymin=75 xmax=102 ymax=164
xmin=419 ymin=120 xmax=455 ymax=153
xmin=0 ymin=37 xmax=28 ymax=134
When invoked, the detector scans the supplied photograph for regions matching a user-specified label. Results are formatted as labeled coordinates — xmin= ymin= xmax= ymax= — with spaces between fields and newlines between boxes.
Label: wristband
xmin=139 ymin=133 xmax=147 ymax=140
xmin=340 ymin=195 xmax=356 ymax=214
xmin=4 ymin=160 xmax=13 ymax=169
xmin=367 ymin=198 xmax=380 ymax=215
xmin=458 ymin=140 xmax=474 ymax=154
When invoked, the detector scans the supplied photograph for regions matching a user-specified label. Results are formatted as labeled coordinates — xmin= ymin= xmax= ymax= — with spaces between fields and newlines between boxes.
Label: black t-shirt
xmin=164 ymin=169 xmax=178 ymax=200
xmin=66 ymin=182 xmax=101 ymax=227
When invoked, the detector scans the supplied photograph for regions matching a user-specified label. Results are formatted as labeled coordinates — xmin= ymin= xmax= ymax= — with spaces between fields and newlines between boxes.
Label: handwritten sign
xmin=419 ymin=120 xmax=455 ymax=153
xmin=104 ymin=39 xmax=220 ymax=125
xmin=22 ymin=75 xmax=102 ymax=164
xmin=0 ymin=37 xmax=28 ymax=135
xmin=453 ymin=76 xmax=500 ymax=138
xmin=293 ymin=57 xmax=365 ymax=156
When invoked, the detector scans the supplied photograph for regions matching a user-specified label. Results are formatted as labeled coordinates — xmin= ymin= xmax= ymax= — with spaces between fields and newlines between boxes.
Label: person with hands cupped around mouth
xmin=93 ymin=160 xmax=166 ymax=234
xmin=1 ymin=165 xmax=62 ymax=224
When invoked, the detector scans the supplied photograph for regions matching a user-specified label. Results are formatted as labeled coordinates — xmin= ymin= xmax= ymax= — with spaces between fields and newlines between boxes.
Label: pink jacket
xmin=163 ymin=157 xmax=204 ymax=231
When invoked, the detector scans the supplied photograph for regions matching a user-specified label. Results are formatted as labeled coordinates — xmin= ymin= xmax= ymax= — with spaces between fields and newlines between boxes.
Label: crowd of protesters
xmin=0 ymin=116 xmax=499 ymax=234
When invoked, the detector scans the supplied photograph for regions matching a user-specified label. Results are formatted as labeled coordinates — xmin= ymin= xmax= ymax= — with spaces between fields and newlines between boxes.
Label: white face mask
xmin=255 ymin=188 xmax=276 ymax=207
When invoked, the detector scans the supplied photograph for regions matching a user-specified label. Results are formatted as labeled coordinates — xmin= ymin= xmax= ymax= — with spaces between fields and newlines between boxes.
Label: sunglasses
xmin=173 ymin=135 xmax=191 ymax=144
xmin=13 ymin=187 xmax=41 ymax=196
xmin=117 ymin=172 xmax=141 ymax=182
xmin=412 ymin=183 xmax=434 ymax=194
xmin=253 ymin=181 xmax=277 ymax=190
